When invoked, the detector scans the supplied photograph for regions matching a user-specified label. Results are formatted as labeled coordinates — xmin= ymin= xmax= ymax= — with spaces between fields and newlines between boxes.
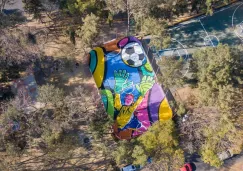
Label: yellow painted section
xmin=159 ymin=98 xmax=173 ymax=121
xmin=114 ymin=94 xmax=122 ymax=110
xmin=93 ymin=47 xmax=105 ymax=88
xmin=116 ymin=96 xmax=143 ymax=129
xmin=144 ymin=62 xmax=153 ymax=72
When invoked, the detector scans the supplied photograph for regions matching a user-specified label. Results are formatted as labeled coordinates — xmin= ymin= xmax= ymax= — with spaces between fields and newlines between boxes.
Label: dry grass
xmin=173 ymin=85 xmax=199 ymax=109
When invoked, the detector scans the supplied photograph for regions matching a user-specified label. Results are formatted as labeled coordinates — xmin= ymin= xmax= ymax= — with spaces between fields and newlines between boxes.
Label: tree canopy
xmin=133 ymin=120 xmax=184 ymax=170
xmin=192 ymin=44 xmax=242 ymax=107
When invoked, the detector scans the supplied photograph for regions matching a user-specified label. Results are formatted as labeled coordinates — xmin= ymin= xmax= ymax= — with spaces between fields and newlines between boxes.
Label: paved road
xmin=221 ymin=153 xmax=243 ymax=171
xmin=185 ymin=152 xmax=243 ymax=171
xmin=185 ymin=153 xmax=217 ymax=171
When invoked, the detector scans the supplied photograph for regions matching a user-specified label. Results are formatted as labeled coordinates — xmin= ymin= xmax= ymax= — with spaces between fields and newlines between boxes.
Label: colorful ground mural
xmin=89 ymin=36 xmax=172 ymax=140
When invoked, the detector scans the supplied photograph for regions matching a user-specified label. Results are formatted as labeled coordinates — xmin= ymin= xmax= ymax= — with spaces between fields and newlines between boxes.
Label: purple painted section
xmin=129 ymin=36 xmax=140 ymax=44
xmin=118 ymin=36 xmax=141 ymax=48
xmin=118 ymin=37 xmax=129 ymax=48
xmin=148 ymin=84 xmax=165 ymax=122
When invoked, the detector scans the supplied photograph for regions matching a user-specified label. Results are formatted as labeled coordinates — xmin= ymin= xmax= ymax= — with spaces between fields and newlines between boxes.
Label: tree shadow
xmin=0 ymin=9 xmax=27 ymax=28
xmin=34 ymin=56 xmax=94 ymax=93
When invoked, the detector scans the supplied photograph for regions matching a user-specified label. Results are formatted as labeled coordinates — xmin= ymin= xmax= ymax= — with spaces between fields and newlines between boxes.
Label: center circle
xmin=204 ymin=35 xmax=219 ymax=47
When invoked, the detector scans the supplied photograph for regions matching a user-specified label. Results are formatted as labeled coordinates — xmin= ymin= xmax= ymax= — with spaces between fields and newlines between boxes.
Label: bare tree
xmin=106 ymin=0 xmax=139 ymax=34
xmin=179 ymin=107 xmax=220 ymax=153
xmin=0 ymin=29 xmax=40 ymax=68
xmin=65 ymin=86 xmax=104 ymax=122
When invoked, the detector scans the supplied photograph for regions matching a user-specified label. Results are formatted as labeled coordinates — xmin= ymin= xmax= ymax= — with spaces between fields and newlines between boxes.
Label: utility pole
xmin=126 ymin=0 xmax=130 ymax=35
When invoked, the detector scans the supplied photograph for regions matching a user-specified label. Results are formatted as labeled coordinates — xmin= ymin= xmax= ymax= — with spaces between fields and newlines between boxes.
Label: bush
xmin=176 ymin=103 xmax=186 ymax=116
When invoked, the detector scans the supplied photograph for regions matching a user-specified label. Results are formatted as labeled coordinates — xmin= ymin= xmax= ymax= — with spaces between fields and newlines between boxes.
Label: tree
xmin=200 ymin=115 xmax=243 ymax=167
xmin=180 ymin=45 xmax=243 ymax=167
xmin=41 ymin=129 xmax=80 ymax=159
xmin=149 ymin=0 xmax=187 ymax=20
xmin=112 ymin=140 xmax=136 ymax=165
xmin=0 ymin=29 xmax=40 ymax=87
xmin=37 ymin=84 xmax=64 ymax=107
xmin=192 ymin=44 xmax=242 ymax=106
xmin=157 ymin=56 xmax=184 ymax=88
xmin=65 ymin=86 xmax=105 ymax=123
xmin=179 ymin=107 xmax=219 ymax=153
xmin=63 ymin=0 xmax=105 ymax=16
xmin=205 ymin=0 xmax=230 ymax=16
xmin=0 ymin=29 xmax=40 ymax=70
xmin=176 ymin=102 xmax=186 ymax=116
xmin=22 ymin=0 xmax=43 ymax=19
xmin=106 ymin=0 xmax=150 ymax=34
xmin=76 ymin=13 xmax=99 ymax=49
xmin=132 ymin=120 xmax=185 ymax=170
xmin=106 ymin=0 xmax=131 ymax=33
xmin=179 ymin=106 xmax=243 ymax=167
xmin=140 ymin=17 xmax=171 ymax=50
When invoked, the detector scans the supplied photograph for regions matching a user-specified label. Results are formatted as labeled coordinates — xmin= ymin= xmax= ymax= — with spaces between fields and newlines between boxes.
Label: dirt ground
xmin=0 ymin=12 xmax=121 ymax=170
xmin=172 ymin=85 xmax=199 ymax=109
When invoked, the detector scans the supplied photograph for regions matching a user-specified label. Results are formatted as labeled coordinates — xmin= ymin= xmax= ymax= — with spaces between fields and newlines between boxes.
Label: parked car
xmin=120 ymin=164 xmax=141 ymax=171
xmin=180 ymin=163 xmax=192 ymax=171
xmin=120 ymin=157 xmax=151 ymax=171
xmin=217 ymin=150 xmax=234 ymax=161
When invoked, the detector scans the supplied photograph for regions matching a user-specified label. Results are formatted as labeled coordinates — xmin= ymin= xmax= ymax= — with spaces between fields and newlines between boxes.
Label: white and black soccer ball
xmin=121 ymin=42 xmax=146 ymax=67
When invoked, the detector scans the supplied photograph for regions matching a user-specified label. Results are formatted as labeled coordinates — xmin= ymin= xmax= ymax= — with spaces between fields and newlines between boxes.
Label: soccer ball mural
xmin=121 ymin=42 xmax=146 ymax=67
xmin=89 ymin=36 xmax=173 ymax=140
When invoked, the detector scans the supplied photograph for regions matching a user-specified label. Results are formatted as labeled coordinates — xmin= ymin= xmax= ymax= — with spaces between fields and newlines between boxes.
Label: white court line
xmin=240 ymin=23 xmax=243 ymax=30
xmin=231 ymin=2 xmax=243 ymax=27
xmin=160 ymin=48 xmax=178 ymax=51
xmin=158 ymin=38 xmax=190 ymax=97
xmin=198 ymin=19 xmax=215 ymax=47
xmin=176 ymin=49 xmax=182 ymax=57
xmin=232 ymin=2 xmax=243 ymax=42
xmin=214 ymin=2 xmax=240 ymax=14
xmin=204 ymin=35 xmax=220 ymax=47
xmin=170 ymin=38 xmax=190 ymax=78
xmin=170 ymin=2 xmax=241 ymax=31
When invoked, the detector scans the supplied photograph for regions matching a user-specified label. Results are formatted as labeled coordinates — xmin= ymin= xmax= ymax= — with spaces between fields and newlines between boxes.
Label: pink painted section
xmin=133 ymin=91 xmax=150 ymax=136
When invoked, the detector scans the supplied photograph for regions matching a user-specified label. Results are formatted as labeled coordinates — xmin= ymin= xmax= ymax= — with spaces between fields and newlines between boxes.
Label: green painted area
xmin=101 ymin=89 xmax=114 ymax=118
xmin=140 ymin=62 xmax=154 ymax=77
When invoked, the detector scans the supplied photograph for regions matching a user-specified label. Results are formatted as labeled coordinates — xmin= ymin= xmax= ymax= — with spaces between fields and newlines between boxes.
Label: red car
xmin=180 ymin=163 xmax=192 ymax=171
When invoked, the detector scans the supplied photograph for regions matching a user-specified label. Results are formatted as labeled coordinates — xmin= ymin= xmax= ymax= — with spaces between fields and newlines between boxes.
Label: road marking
xmin=231 ymin=2 xmax=243 ymax=27
xmin=170 ymin=2 xmax=241 ymax=31
xmin=232 ymin=2 xmax=243 ymax=42
xmin=198 ymin=19 xmax=215 ymax=47
xmin=204 ymin=35 xmax=219 ymax=47
xmin=154 ymin=38 xmax=190 ymax=97
xmin=214 ymin=2 xmax=240 ymax=14
xmin=172 ymin=39 xmax=190 ymax=78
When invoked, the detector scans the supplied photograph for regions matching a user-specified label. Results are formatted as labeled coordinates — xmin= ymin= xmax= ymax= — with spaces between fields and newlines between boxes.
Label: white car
xmin=120 ymin=164 xmax=141 ymax=171
xmin=217 ymin=150 xmax=233 ymax=161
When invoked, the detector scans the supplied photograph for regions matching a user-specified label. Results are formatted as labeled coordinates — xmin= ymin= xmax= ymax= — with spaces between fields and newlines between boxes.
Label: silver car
xmin=217 ymin=150 xmax=233 ymax=161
